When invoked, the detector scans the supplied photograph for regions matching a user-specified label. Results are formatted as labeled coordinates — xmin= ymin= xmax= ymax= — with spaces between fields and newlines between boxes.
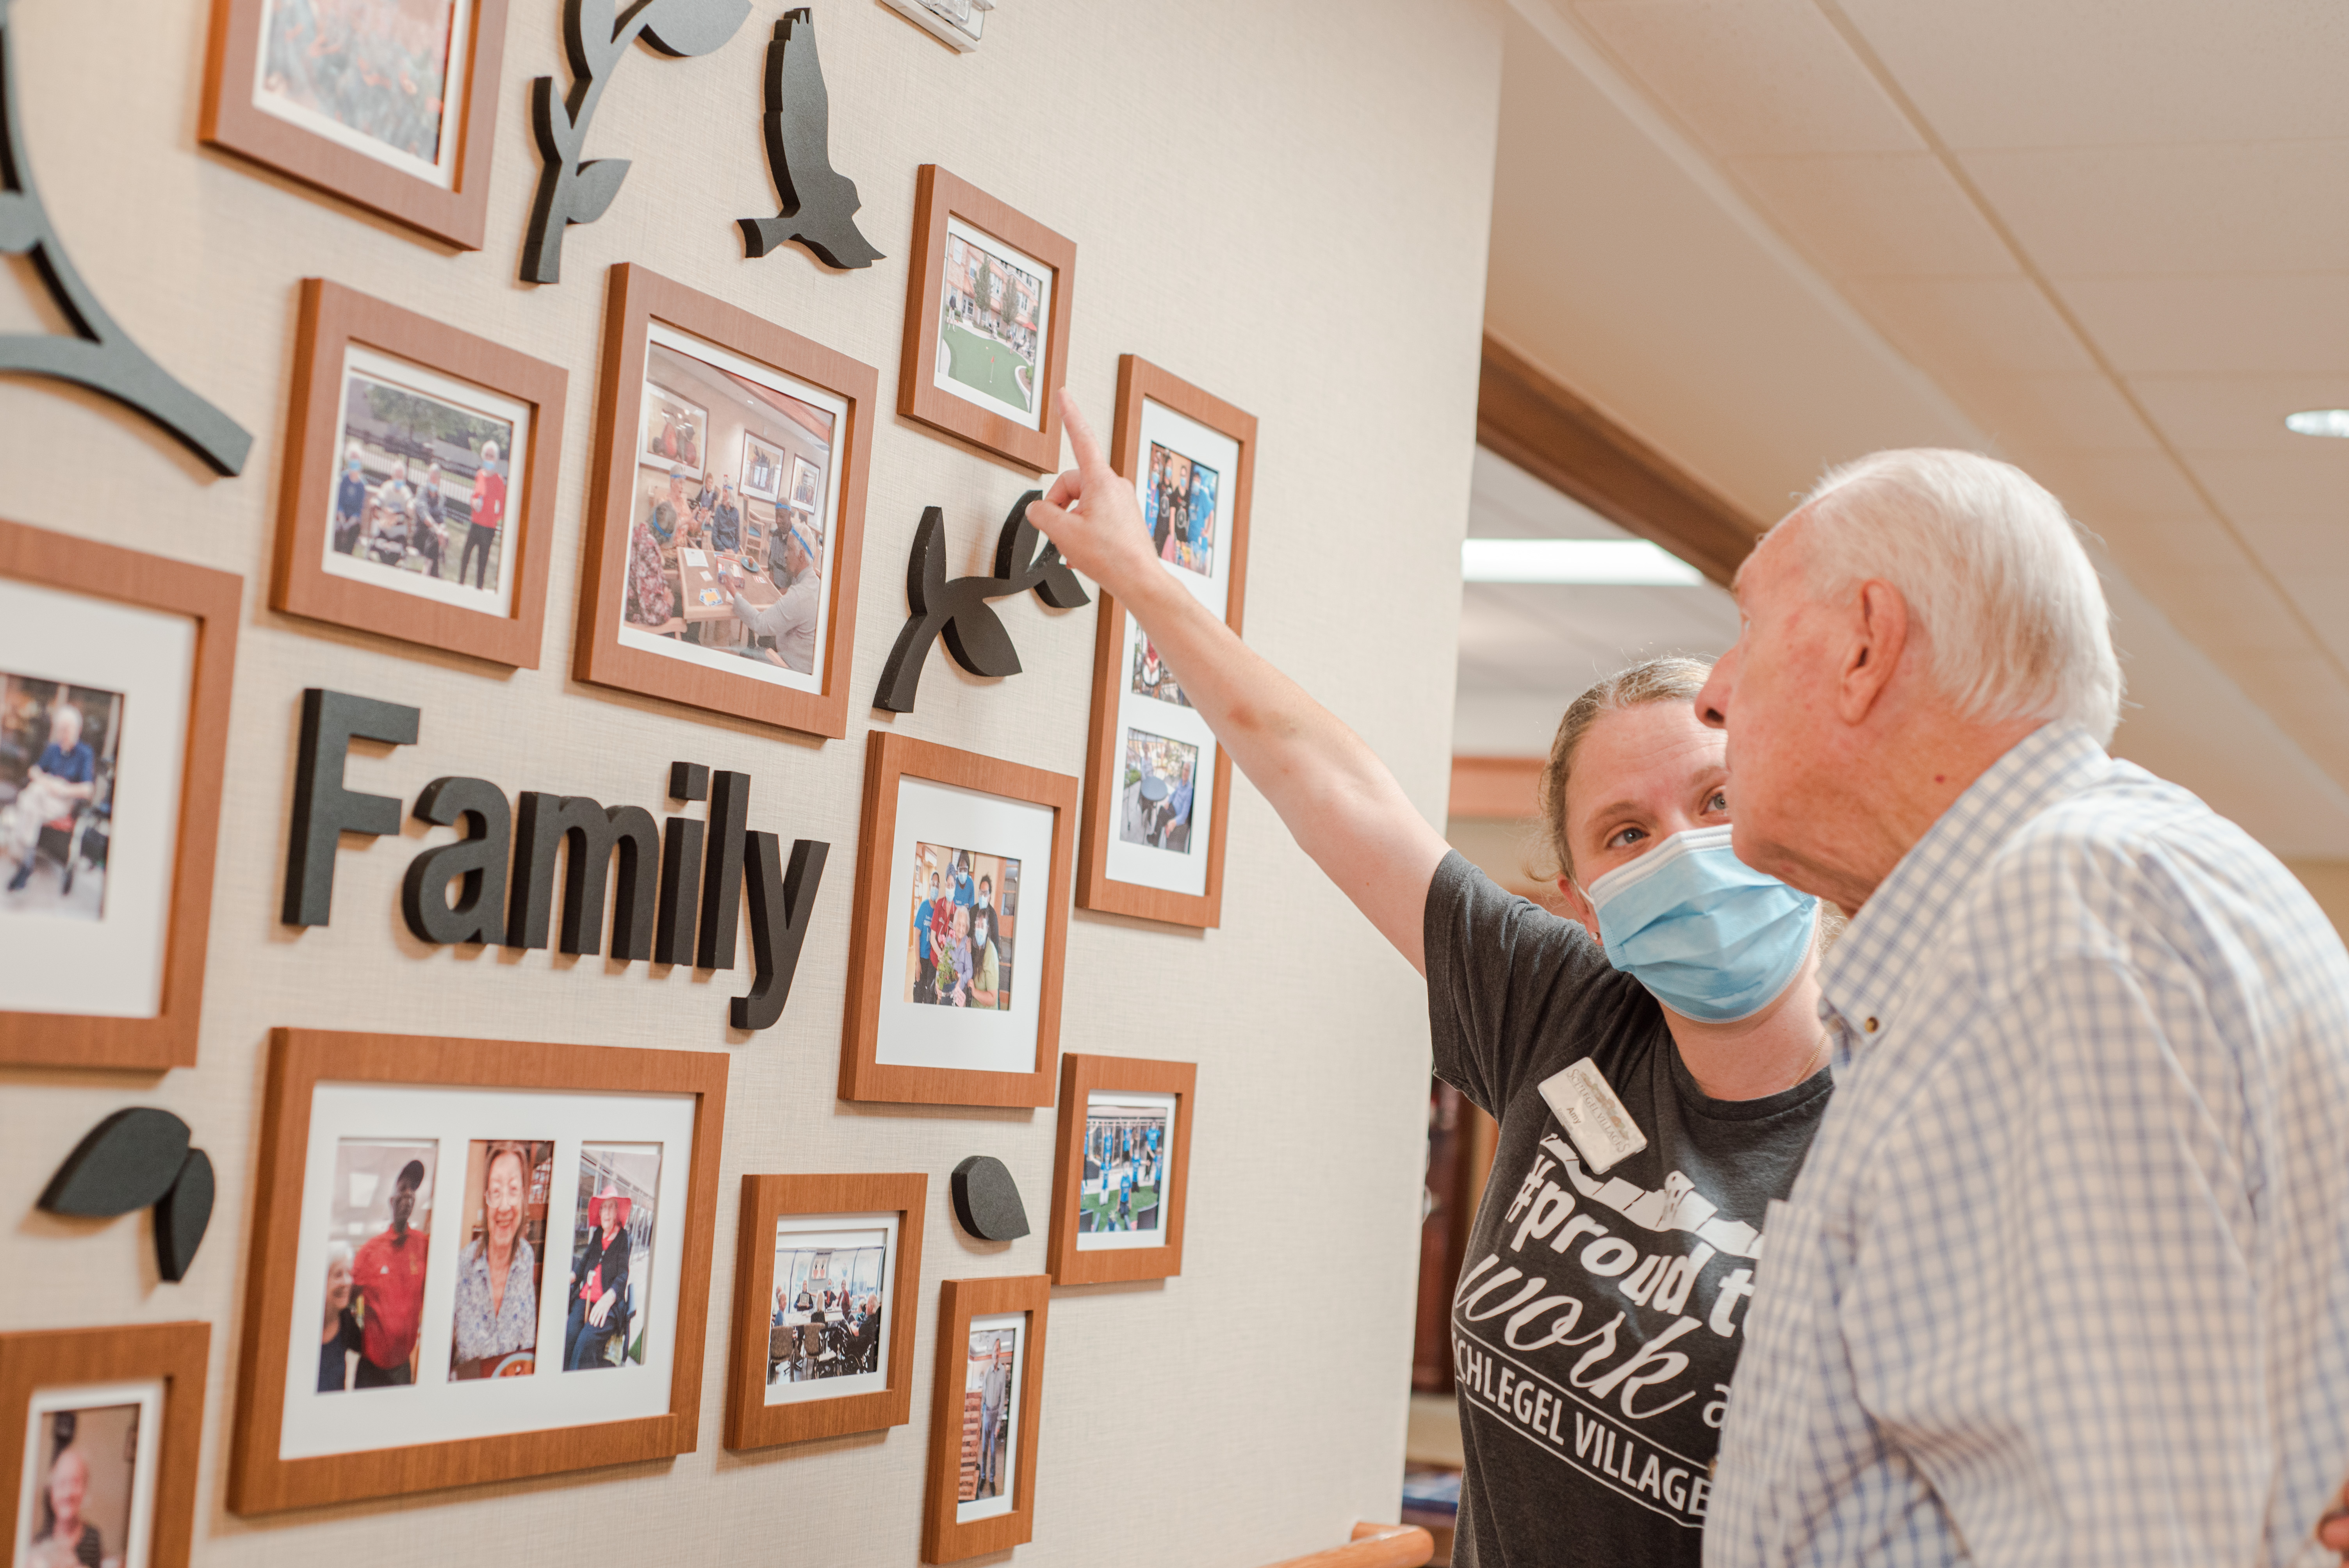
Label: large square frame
xmin=723 ymin=1172 xmax=928 ymax=1450
xmin=228 ymin=1028 xmax=730 ymax=1513
xmin=839 ymin=732 xmax=1076 ymax=1108
xmin=897 ymin=165 xmax=1076 ymax=474
xmin=1046 ymin=1053 xmax=1198 ymax=1286
xmin=0 ymin=519 xmax=239 ymax=1072
xmin=271 ymin=278 xmax=568 ymax=668
xmin=577 ymin=264 xmax=877 ymax=739
xmin=922 ymin=1276 xmax=1049 ymax=1564
xmin=0 ymin=1322 xmax=209 ymax=1568
xmin=200 ymin=0 xmax=510 ymax=249
xmin=1076 ymin=356 xmax=1255 ymax=928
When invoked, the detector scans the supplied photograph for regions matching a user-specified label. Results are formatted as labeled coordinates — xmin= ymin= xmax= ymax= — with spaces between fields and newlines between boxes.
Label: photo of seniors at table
xmin=563 ymin=1144 xmax=661 ymax=1373
xmin=447 ymin=1139 xmax=552 ymax=1382
xmin=616 ymin=327 xmax=843 ymax=689
xmin=317 ymin=1139 xmax=437 ymax=1393
xmin=322 ymin=348 xmax=524 ymax=614
xmin=903 ymin=843 xmax=1019 ymax=1011
xmin=765 ymin=1219 xmax=891 ymax=1400
xmin=0 ymin=674 xmax=122 ymax=920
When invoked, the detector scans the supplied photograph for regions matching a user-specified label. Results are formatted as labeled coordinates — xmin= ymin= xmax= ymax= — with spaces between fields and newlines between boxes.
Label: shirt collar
xmin=1817 ymin=722 xmax=2110 ymax=1049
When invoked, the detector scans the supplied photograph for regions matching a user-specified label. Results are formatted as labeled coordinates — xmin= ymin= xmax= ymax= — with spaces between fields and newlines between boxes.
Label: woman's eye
xmin=1608 ymin=826 xmax=1646 ymax=850
xmin=1706 ymin=791 xmax=1729 ymax=813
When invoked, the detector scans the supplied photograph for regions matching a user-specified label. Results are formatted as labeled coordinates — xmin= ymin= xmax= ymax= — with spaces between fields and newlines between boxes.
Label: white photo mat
xmin=876 ymin=778 xmax=1055 ymax=1075
xmin=1105 ymin=397 xmax=1239 ymax=898
xmin=763 ymin=1213 xmax=900 ymax=1408
xmin=957 ymin=1311 xmax=1026 ymax=1525
xmin=615 ymin=321 xmax=844 ymax=695
xmin=1076 ymin=1089 xmax=1178 ymax=1253
xmin=320 ymin=342 xmax=530 ymax=619
xmin=250 ymin=0 xmax=472 ymax=190
xmin=278 ymin=1081 xmax=697 ymax=1460
xmin=12 ymin=1379 xmax=163 ymax=1568
xmin=934 ymin=214 xmax=1053 ymax=432
xmin=0 ymin=577 xmax=193 ymax=1019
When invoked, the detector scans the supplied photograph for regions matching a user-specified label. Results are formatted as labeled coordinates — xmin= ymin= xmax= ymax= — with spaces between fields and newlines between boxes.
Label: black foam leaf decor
xmin=950 ymin=1155 xmax=1030 ymax=1242
xmin=154 ymin=1148 xmax=214 ymax=1283
xmin=39 ymin=1108 xmax=191 ymax=1217
xmin=873 ymin=491 xmax=1091 ymax=713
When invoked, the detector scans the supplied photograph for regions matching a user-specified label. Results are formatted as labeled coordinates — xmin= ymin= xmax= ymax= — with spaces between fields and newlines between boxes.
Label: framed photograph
xmin=897 ymin=166 xmax=1076 ymax=473
xmin=722 ymin=1173 xmax=927 ymax=1450
xmin=1077 ymin=357 xmax=1256 ymax=929
xmin=839 ymin=732 xmax=1076 ymax=1108
xmin=921 ymin=1276 xmax=1048 ymax=1564
xmin=1046 ymin=1054 xmax=1197 ymax=1286
xmin=271 ymin=280 xmax=566 ymax=669
xmin=227 ymin=1028 xmax=729 ymax=1514
xmin=577 ymin=264 xmax=876 ymax=740
xmin=0 ymin=520 xmax=239 ymax=1073
xmin=200 ymin=0 xmax=509 ymax=249
xmin=0 ymin=1324 xmax=207 ymax=1568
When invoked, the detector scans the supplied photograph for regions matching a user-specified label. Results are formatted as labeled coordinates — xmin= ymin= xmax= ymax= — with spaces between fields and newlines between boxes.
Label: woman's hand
xmin=1028 ymin=391 xmax=1162 ymax=605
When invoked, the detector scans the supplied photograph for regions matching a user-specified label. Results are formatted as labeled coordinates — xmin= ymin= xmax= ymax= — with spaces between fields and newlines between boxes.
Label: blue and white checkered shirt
xmin=1707 ymin=723 xmax=2349 ymax=1568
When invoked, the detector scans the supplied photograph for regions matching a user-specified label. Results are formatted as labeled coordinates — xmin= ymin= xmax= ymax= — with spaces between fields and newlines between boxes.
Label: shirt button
xmin=1864 ymin=1017 xmax=1879 ymax=1033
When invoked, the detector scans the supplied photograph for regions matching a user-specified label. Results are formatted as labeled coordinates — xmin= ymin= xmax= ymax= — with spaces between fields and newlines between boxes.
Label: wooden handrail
xmin=1259 ymin=1521 xmax=1436 ymax=1568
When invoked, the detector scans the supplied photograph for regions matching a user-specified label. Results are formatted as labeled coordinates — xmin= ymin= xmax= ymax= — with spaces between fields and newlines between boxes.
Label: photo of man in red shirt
xmin=351 ymin=1158 xmax=431 ymax=1388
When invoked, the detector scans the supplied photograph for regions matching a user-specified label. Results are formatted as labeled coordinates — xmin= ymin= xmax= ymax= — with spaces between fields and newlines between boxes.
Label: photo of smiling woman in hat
xmin=564 ymin=1145 xmax=662 ymax=1372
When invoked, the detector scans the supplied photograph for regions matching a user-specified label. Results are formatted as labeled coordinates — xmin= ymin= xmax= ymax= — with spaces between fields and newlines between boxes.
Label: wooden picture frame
xmin=228 ymin=1028 xmax=730 ymax=1514
xmin=0 ymin=519 xmax=239 ymax=1072
xmin=1076 ymin=357 xmax=1256 ymax=928
xmin=839 ymin=732 xmax=1077 ymax=1108
xmin=271 ymin=279 xmax=567 ymax=668
xmin=577 ymin=264 xmax=877 ymax=739
xmin=723 ymin=1172 xmax=927 ymax=1450
xmin=898 ymin=165 xmax=1076 ymax=474
xmin=921 ymin=1276 xmax=1049 ymax=1564
xmin=0 ymin=1322 xmax=209 ymax=1568
xmin=200 ymin=0 xmax=509 ymax=250
xmin=1046 ymin=1054 xmax=1198 ymax=1286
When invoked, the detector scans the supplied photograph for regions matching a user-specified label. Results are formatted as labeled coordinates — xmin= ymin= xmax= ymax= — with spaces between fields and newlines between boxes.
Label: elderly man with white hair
xmin=4 ymin=702 xmax=95 ymax=893
xmin=1696 ymin=449 xmax=2349 ymax=1568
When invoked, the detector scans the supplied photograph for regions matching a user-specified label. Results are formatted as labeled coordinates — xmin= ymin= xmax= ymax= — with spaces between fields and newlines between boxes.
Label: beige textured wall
xmin=0 ymin=2 xmax=1502 ymax=1561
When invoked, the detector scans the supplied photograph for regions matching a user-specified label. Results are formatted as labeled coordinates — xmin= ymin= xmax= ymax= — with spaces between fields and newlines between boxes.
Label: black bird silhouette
xmin=738 ymin=9 xmax=884 ymax=270
xmin=874 ymin=492 xmax=1090 ymax=713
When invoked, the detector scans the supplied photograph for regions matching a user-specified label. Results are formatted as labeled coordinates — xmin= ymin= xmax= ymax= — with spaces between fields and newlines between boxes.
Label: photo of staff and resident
xmin=1143 ymin=440 xmax=1219 ymax=577
xmin=448 ymin=1139 xmax=552 ymax=1381
xmin=1118 ymin=730 xmax=1199 ymax=855
xmin=766 ymin=1224 xmax=888 ymax=1395
xmin=327 ymin=365 xmax=515 ymax=602
xmin=902 ymin=843 xmax=1019 ymax=1010
xmin=0 ymin=675 xmax=123 ymax=920
xmin=319 ymin=1139 xmax=436 ymax=1393
xmin=564 ymin=1145 xmax=660 ymax=1373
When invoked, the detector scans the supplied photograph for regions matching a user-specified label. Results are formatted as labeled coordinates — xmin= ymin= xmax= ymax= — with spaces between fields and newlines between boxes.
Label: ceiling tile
xmin=1845 ymin=276 xmax=2099 ymax=373
xmin=2186 ymin=450 xmax=2349 ymax=526
xmin=2137 ymin=569 xmax=2320 ymax=659
xmin=1572 ymin=0 xmax=1923 ymax=155
xmin=1727 ymin=153 xmax=2018 ymax=278
xmin=1836 ymin=0 xmax=2349 ymax=149
xmin=2058 ymin=275 xmax=2349 ymax=375
xmin=2235 ymin=521 xmax=2349 ymax=577
xmin=1938 ymin=373 xmax=2158 ymax=455
xmin=1960 ymin=140 xmax=2349 ymax=279
xmin=2025 ymin=451 xmax=2208 ymax=518
xmin=2131 ymin=376 xmax=2349 ymax=453
xmin=2094 ymin=510 xmax=2255 ymax=572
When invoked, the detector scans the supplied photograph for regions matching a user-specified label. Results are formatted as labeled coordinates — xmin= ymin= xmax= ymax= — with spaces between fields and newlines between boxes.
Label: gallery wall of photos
xmin=0 ymin=0 xmax=1502 ymax=1563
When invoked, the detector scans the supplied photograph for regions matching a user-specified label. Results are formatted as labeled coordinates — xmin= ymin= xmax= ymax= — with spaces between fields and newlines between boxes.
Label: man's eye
xmin=1707 ymin=792 xmax=1729 ymax=813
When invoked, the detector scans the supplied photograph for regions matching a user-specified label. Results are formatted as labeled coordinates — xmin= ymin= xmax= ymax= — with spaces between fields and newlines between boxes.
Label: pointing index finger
xmin=1059 ymin=389 xmax=1109 ymax=474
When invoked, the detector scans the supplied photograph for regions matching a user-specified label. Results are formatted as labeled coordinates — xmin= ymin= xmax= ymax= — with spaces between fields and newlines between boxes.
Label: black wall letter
xmin=508 ymin=794 xmax=660 ymax=960
xmin=697 ymin=769 xmax=751 ymax=970
xmin=283 ymin=689 xmax=421 ymax=927
xmin=401 ymin=777 xmax=512 ymax=946
xmin=733 ymin=834 xmax=827 ymax=1030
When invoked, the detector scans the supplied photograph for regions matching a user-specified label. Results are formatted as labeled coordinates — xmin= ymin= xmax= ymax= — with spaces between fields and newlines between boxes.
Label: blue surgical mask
xmin=1580 ymin=825 xmax=1818 ymax=1024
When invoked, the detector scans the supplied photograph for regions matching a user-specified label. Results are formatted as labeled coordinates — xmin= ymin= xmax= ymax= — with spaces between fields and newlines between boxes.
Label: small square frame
xmin=838 ymin=732 xmax=1077 ymax=1108
xmin=897 ymin=165 xmax=1076 ymax=474
xmin=1076 ymin=356 xmax=1256 ymax=928
xmin=0 ymin=1322 xmax=209 ymax=1568
xmin=577 ymin=264 xmax=877 ymax=739
xmin=1046 ymin=1054 xmax=1198 ymax=1286
xmin=723 ymin=1172 xmax=928 ymax=1450
xmin=271 ymin=279 xmax=567 ymax=668
xmin=200 ymin=0 xmax=510 ymax=249
xmin=922 ymin=1276 xmax=1049 ymax=1564
xmin=0 ymin=518 xmax=240 ymax=1072
xmin=227 ymin=1028 xmax=731 ymax=1514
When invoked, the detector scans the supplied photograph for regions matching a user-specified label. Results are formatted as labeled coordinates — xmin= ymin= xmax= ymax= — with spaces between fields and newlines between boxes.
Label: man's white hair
xmin=1789 ymin=448 xmax=2122 ymax=745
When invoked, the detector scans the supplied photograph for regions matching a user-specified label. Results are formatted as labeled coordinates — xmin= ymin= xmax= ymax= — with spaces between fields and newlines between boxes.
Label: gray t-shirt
xmin=1425 ymin=852 xmax=1831 ymax=1568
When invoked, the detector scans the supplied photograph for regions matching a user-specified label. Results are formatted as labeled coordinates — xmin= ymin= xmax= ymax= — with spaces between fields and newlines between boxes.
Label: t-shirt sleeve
xmin=1422 ymin=849 xmax=1625 ymax=1117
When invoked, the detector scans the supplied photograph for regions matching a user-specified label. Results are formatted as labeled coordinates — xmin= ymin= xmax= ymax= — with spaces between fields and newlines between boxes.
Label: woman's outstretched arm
xmin=1027 ymin=390 xmax=1451 ymax=973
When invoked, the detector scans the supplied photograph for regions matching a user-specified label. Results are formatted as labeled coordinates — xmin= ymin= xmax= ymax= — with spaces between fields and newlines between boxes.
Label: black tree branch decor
xmin=738 ymin=9 xmax=882 ymax=270
xmin=873 ymin=491 xmax=1091 ymax=713
xmin=521 ymin=0 xmax=754 ymax=284
xmin=0 ymin=0 xmax=251 ymax=474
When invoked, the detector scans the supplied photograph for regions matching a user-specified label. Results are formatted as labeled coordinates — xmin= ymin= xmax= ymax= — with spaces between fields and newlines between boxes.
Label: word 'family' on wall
xmin=282 ymin=688 xmax=826 ymax=1030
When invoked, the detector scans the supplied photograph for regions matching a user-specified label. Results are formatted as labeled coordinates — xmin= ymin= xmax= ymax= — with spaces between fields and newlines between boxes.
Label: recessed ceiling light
xmin=1461 ymin=538 xmax=1704 ymax=586
xmin=2285 ymin=409 xmax=2349 ymax=438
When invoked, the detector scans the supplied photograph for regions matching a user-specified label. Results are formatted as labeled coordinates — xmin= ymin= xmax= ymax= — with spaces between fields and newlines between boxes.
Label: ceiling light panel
xmin=1461 ymin=538 xmax=1705 ymax=585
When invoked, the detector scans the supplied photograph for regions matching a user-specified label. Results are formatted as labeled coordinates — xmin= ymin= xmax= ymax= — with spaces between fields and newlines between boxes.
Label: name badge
xmin=1539 ymin=1057 xmax=1648 ymax=1175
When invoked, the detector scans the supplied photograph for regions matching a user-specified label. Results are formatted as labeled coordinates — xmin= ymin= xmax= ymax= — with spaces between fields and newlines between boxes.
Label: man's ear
xmin=1839 ymin=579 xmax=1910 ymax=725
xmin=1556 ymin=875 xmax=1602 ymax=944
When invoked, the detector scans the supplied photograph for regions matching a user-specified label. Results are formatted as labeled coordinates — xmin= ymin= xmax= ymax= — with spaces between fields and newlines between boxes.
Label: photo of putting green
xmin=934 ymin=216 xmax=1050 ymax=429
